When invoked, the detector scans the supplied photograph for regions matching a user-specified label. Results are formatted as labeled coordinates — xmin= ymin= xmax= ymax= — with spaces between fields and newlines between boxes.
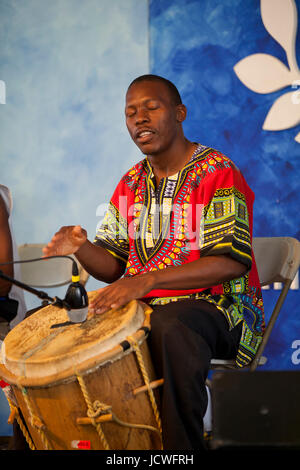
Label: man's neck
xmin=148 ymin=138 xmax=197 ymax=185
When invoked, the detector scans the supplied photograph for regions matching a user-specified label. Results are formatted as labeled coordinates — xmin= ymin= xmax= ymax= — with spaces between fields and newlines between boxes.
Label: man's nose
xmin=135 ymin=108 xmax=150 ymax=124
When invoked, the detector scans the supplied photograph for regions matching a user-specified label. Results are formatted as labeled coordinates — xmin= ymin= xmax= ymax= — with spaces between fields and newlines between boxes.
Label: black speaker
xmin=210 ymin=370 xmax=300 ymax=450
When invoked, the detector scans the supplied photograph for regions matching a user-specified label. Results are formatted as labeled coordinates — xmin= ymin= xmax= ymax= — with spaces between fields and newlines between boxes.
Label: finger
xmin=89 ymin=286 xmax=110 ymax=306
xmin=90 ymin=300 xmax=114 ymax=314
xmin=73 ymin=225 xmax=82 ymax=236
xmin=45 ymin=237 xmax=61 ymax=251
xmin=94 ymin=290 xmax=130 ymax=314
xmin=42 ymin=242 xmax=57 ymax=257
xmin=90 ymin=296 xmax=116 ymax=313
xmin=89 ymin=288 xmax=112 ymax=311
xmin=42 ymin=246 xmax=50 ymax=255
xmin=73 ymin=225 xmax=87 ymax=244
xmin=90 ymin=291 xmax=122 ymax=314
xmin=43 ymin=236 xmax=61 ymax=253
xmin=95 ymin=298 xmax=124 ymax=314
xmin=110 ymin=300 xmax=123 ymax=310
xmin=109 ymin=293 xmax=132 ymax=311
xmin=51 ymin=232 xmax=65 ymax=242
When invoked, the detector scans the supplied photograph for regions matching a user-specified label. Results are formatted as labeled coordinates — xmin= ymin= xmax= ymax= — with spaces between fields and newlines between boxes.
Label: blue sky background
xmin=1 ymin=0 xmax=149 ymax=238
xmin=0 ymin=0 xmax=149 ymax=303
xmin=0 ymin=0 xmax=149 ymax=435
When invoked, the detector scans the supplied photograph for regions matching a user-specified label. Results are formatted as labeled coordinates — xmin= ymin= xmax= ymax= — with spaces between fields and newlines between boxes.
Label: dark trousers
xmin=148 ymin=299 xmax=242 ymax=451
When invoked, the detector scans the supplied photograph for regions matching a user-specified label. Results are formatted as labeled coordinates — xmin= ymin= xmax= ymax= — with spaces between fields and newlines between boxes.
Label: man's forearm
xmin=88 ymin=254 xmax=248 ymax=314
xmin=147 ymin=255 xmax=248 ymax=291
xmin=75 ymin=240 xmax=125 ymax=283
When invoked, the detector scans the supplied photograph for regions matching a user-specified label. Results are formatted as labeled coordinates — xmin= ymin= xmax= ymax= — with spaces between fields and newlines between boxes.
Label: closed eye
xmin=125 ymin=108 xmax=136 ymax=118
xmin=125 ymin=100 xmax=160 ymax=118
xmin=146 ymin=100 xmax=160 ymax=110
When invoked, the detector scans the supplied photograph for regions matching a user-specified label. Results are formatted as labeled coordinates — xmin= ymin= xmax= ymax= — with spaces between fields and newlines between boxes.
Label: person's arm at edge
xmin=0 ymin=196 xmax=13 ymax=296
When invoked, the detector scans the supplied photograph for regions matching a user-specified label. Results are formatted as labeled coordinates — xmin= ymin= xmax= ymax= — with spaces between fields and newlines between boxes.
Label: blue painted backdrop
xmin=149 ymin=0 xmax=300 ymax=370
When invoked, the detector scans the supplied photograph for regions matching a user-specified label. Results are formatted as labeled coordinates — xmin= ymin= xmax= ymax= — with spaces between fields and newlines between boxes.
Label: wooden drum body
xmin=0 ymin=292 xmax=162 ymax=450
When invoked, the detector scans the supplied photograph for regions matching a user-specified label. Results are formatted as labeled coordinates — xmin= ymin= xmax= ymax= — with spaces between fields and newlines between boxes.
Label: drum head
xmin=2 ymin=292 xmax=145 ymax=382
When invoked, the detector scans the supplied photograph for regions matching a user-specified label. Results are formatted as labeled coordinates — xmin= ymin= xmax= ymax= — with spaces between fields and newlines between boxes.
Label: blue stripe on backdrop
xmin=149 ymin=0 xmax=300 ymax=370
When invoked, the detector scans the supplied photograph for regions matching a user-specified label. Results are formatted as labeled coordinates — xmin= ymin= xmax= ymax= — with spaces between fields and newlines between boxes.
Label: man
xmin=43 ymin=75 xmax=264 ymax=450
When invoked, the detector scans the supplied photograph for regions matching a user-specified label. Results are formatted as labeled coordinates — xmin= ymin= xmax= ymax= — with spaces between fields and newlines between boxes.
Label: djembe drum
xmin=0 ymin=292 xmax=162 ymax=450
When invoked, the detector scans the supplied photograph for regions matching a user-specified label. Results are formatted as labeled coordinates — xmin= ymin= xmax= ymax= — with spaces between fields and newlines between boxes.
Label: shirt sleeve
xmin=200 ymin=164 xmax=253 ymax=270
xmin=94 ymin=187 xmax=129 ymax=265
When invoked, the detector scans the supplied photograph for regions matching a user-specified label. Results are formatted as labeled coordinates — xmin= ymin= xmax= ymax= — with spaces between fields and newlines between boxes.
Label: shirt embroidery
xmin=94 ymin=144 xmax=265 ymax=367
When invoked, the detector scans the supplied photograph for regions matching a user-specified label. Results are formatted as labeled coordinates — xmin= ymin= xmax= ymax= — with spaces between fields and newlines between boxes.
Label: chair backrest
xmin=210 ymin=236 xmax=300 ymax=371
xmin=252 ymin=237 xmax=300 ymax=286
xmin=18 ymin=243 xmax=89 ymax=288
xmin=250 ymin=236 xmax=300 ymax=371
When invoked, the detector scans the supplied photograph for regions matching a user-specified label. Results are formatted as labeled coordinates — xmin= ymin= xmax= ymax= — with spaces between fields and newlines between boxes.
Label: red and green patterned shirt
xmin=94 ymin=144 xmax=265 ymax=367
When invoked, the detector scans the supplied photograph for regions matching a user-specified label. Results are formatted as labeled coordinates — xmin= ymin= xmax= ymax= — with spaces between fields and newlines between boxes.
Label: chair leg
xmin=250 ymin=280 xmax=292 ymax=372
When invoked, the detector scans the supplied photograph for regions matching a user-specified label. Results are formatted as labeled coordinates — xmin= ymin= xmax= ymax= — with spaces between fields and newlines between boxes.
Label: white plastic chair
xmin=210 ymin=236 xmax=300 ymax=371
xmin=17 ymin=243 xmax=89 ymax=288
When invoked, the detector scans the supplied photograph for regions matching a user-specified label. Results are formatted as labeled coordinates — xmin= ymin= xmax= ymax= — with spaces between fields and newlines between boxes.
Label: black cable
xmin=0 ymin=255 xmax=79 ymax=276
xmin=0 ymin=255 xmax=79 ymax=309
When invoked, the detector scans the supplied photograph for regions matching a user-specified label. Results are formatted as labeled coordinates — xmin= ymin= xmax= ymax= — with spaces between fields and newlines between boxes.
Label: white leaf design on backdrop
xmin=234 ymin=0 xmax=300 ymax=143
xmin=234 ymin=53 xmax=292 ymax=93
xmin=263 ymin=91 xmax=300 ymax=130
xmin=261 ymin=0 xmax=298 ymax=60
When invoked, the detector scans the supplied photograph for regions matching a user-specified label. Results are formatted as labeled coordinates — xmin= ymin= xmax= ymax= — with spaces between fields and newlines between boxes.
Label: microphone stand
xmin=0 ymin=270 xmax=71 ymax=311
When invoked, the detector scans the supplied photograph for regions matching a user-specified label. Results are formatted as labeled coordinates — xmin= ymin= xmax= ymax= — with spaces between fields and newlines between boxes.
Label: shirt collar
xmin=142 ymin=143 xmax=205 ymax=177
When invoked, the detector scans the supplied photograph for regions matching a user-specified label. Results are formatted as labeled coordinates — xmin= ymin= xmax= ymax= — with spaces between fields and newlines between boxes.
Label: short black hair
xmin=128 ymin=74 xmax=182 ymax=106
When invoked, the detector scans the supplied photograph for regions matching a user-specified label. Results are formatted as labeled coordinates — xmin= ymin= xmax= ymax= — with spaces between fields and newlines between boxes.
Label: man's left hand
xmin=89 ymin=273 xmax=155 ymax=314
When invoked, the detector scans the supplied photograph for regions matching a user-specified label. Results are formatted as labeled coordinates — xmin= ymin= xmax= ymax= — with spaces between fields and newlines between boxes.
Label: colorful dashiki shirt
xmin=94 ymin=144 xmax=265 ymax=367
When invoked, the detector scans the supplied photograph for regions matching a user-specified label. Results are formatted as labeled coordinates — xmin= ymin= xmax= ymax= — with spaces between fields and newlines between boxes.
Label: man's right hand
xmin=43 ymin=225 xmax=87 ymax=257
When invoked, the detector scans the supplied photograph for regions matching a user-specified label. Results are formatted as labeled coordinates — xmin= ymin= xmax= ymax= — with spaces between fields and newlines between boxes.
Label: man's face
xmin=125 ymin=80 xmax=184 ymax=156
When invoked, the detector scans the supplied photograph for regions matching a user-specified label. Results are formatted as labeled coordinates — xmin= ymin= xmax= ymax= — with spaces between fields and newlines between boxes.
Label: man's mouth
xmin=135 ymin=129 xmax=156 ymax=143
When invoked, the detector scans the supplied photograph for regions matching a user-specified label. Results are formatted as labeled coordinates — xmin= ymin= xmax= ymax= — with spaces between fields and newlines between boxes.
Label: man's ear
xmin=176 ymin=104 xmax=187 ymax=123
